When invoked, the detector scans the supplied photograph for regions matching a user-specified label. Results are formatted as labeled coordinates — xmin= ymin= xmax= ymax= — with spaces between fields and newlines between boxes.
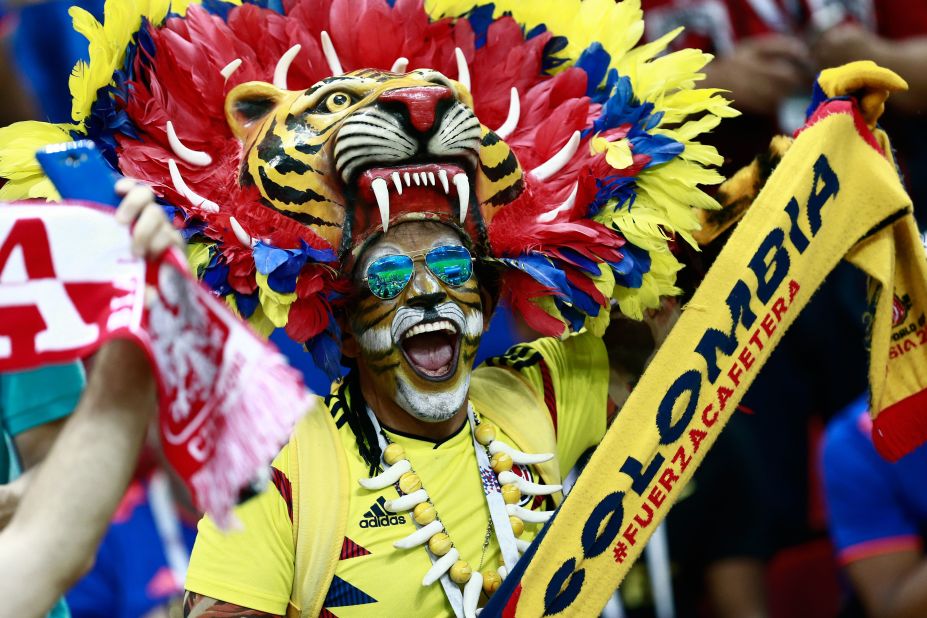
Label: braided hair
xmin=334 ymin=360 xmax=383 ymax=476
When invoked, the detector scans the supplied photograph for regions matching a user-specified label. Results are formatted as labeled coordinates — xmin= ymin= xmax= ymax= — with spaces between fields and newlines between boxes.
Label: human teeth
xmin=402 ymin=320 xmax=456 ymax=340
xmin=404 ymin=172 xmax=411 ymax=187
xmin=371 ymin=177 xmax=390 ymax=232
xmin=438 ymin=169 xmax=449 ymax=194
xmin=427 ymin=172 xmax=435 ymax=186
xmin=391 ymin=172 xmax=403 ymax=195
xmin=453 ymin=173 xmax=469 ymax=224
xmin=413 ymin=172 xmax=421 ymax=186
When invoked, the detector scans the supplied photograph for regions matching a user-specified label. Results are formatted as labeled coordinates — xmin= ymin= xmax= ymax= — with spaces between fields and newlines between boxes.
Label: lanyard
xmin=148 ymin=470 xmax=190 ymax=587
xmin=365 ymin=404 xmax=519 ymax=618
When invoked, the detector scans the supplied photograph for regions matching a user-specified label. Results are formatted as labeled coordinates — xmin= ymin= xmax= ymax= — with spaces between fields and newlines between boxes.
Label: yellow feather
xmin=679 ymin=143 xmax=725 ymax=167
xmin=247 ymin=306 xmax=276 ymax=339
xmin=255 ymin=273 xmax=297 ymax=328
xmin=0 ymin=121 xmax=75 ymax=200
xmin=186 ymin=243 xmax=213 ymax=277
xmin=66 ymin=0 xmax=237 ymax=123
xmin=583 ymin=267 xmax=615 ymax=337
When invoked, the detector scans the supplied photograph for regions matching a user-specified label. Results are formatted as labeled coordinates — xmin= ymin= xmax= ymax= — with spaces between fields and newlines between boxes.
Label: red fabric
xmin=271 ymin=467 xmax=294 ymax=522
xmin=874 ymin=0 xmax=927 ymax=40
xmin=538 ymin=358 xmax=558 ymax=436
xmin=873 ymin=387 xmax=927 ymax=462
xmin=766 ymin=538 xmax=841 ymax=618
xmin=640 ymin=0 xmax=811 ymax=54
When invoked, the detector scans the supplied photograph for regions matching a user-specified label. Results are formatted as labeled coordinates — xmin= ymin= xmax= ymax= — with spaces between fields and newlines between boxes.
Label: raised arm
xmin=184 ymin=592 xmax=282 ymax=617
xmin=0 ymin=181 xmax=181 ymax=614
xmin=0 ymin=338 xmax=156 ymax=615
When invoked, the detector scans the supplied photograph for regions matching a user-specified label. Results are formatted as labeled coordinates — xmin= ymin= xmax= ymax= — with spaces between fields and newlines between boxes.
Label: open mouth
xmin=398 ymin=318 xmax=461 ymax=381
xmin=355 ymin=162 xmax=471 ymax=230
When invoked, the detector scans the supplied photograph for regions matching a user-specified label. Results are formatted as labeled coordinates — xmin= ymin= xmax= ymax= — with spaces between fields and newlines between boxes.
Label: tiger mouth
xmin=356 ymin=163 xmax=472 ymax=231
xmin=398 ymin=318 xmax=461 ymax=381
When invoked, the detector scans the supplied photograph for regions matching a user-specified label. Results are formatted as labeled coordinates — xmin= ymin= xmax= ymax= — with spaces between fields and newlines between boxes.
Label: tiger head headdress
xmin=223 ymin=67 xmax=523 ymax=257
xmin=0 ymin=0 xmax=735 ymax=376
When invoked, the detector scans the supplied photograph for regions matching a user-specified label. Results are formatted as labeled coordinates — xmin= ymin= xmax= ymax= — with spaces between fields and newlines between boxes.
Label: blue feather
xmin=590 ymin=175 xmax=636 ymax=214
xmin=575 ymin=43 xmax=610 ymax=97
xmin=253 ymin=241 xmax=336 ymax=294
xmin=525 ymin=23 xmax=547 ymax=40
xmin=202 ymin=0 xmax=236 ymax=19
xmin=557 ymin=247 xmax=601 ymax=275
xmin=630 ymin=133 xmax=683 ymax=167
xmin=203 ymin=255 xmax=232 ymax=296
xmin=499 ymin=254 xmax=571 ymax=297
xmin=565 ymin=278 xmax=600 ymax=316
xmin=590 ymin=68 xmax=620 ymax=104
xmin=554 ymin=298 xmax=585 ymax=332
xmin=467 ymin=4 xmax=495 ymax=48
xmin=612 ymin=244 xmax=650 ymax=289
xmin=234 ymin=291 xmax=260 ymax=319
xmin=542 ymin=36 xmax=568 ymax=72
xmin=308 ymin=320 xmax=343 ymax=380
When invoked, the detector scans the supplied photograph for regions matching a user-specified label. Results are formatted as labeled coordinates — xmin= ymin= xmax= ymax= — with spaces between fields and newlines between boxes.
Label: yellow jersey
xmin=186 ymin=332 xmax=608 ymax=616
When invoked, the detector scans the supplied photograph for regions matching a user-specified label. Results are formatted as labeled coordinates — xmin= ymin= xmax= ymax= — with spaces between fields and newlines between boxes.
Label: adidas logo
xmin=359 ymin=496 xmax=407 ymax=528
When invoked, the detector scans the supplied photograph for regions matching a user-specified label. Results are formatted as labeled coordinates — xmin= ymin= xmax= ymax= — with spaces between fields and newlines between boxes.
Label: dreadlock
xmin=336 ymin=359 xmax=384 ymax=476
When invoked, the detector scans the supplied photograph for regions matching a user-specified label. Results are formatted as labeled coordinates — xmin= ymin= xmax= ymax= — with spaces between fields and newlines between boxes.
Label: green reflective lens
xmin=425 ymin=245 xmax=473 ymax=287
xmin=364 ymin=246 xmax=474 ymax=299
xmin=366 ymin=254 xmax=414 ymax=299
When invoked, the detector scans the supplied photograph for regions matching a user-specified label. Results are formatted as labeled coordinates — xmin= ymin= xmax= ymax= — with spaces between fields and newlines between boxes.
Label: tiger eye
xmin=325 ymin=92 xmax=351 ymax=112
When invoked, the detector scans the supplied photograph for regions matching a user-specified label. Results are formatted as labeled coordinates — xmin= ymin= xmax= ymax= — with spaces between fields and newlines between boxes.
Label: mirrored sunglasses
xmin=364 ymin=245 xmax=474 ymax=299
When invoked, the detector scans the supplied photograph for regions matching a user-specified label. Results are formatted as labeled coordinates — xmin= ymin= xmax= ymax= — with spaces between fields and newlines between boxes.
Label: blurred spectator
xmin=0 ymin=2 xmax=37 ymax=124
xmin=823 ymin=394 xmax=927 ymax=618
xmin=4 ymin=0 xmax=104 ymax=123
xmin=66 ymin=460 xmax=197 ymax=618
xmin=0 ymin=363 xmax=84 ymax=618
xmin=641 ymin=0 xmax=815 ymax=175
xmin=810 ymin=1 xmax=927 ymax=221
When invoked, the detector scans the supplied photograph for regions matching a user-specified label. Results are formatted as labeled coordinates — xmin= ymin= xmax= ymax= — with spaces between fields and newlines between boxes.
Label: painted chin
xmin=396 ymin=319 xmax=462 ymax=382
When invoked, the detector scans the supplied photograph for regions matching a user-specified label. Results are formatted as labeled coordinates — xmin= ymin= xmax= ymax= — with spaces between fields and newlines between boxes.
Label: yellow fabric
xmin=508 ymin=64 xmax=927 ymax=615
xmin=186 ymin=447 xmax=297 ymax=615
xmin=291 ymin=399 xmax=350 ymax=618
xmin=184 ymin=334 xmax=608 ymax=615
xmin=817 ymin=61 xmax=908 ymax=127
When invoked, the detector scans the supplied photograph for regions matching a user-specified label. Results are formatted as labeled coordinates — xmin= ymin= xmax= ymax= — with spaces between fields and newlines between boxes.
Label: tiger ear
xmin=225 ymin=81 xmax=285 ymax=141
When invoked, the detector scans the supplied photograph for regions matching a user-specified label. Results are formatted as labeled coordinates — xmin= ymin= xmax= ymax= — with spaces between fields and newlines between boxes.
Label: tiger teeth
xmin=371 ymin=177 xmax=391 ymax=233
xmin=427 ymin=172 xmax=436 ymax=186
xmin=402 ymin=320 xmax=456 ymax=340
xmin=413 ymin=172 xmax=421 ymax=186
xmin=391 ymin=172 xmax=403 ymax=195
xmin=404 ymin=172 xmax=411 ymax=187
xmin=453 ymin=173 xmax=469 ymax=224
xmin=438 ymin=170 xmax=449 ymax=194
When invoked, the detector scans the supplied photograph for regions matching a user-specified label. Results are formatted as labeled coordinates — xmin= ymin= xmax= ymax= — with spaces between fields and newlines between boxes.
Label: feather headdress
xmin=0 ymin=0 xmax=736 ymax=374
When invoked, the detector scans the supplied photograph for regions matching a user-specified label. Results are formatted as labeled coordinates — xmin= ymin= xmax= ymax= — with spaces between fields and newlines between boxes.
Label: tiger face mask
xmin=348 ymin=221 xmax=484 ymax=423
xmin=224 ymin=68 xmax=524 ymax=257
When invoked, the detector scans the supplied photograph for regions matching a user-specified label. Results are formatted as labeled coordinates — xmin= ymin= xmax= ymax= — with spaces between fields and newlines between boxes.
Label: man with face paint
xmin=2 ymin=2 xmax=731 ymax=616
xmin=346 ymin=222 xmax=487 ymax=432
xmin=184 ymin=212 xmax=612 ymax=617
xmin=171 ymin=10 xmax=732 ymax=616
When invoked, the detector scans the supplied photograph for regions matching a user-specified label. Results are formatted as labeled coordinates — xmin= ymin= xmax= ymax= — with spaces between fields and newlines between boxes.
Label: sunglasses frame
xmin=362 ymin=244 xmax=475 ymax=300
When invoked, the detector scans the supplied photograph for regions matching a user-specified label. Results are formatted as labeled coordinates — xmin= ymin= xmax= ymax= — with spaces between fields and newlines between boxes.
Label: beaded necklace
xmin=361 ymin=403 xmax=560 ymax=618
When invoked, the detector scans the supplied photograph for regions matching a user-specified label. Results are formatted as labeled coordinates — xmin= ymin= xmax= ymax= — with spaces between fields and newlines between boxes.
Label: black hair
xmin=337 ymin=360 xmax=383 ymax=476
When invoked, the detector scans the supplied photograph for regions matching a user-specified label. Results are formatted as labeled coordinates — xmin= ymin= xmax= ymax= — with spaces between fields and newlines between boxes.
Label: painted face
xmin=349 ymin=221 xmax=484 ymax=422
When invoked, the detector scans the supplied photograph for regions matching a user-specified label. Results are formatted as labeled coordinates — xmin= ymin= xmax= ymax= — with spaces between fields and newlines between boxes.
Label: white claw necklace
xmin=360 ymin=403 xmax=560 ymax=618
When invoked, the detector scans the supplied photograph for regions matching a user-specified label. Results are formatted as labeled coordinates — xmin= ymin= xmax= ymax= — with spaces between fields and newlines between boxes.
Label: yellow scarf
xmin=505 ymin=62 xmax=927 ymax=616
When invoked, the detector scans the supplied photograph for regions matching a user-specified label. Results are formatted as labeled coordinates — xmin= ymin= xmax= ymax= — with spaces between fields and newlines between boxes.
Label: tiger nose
xmin=379 ymin=86 xmax=453 ymax=133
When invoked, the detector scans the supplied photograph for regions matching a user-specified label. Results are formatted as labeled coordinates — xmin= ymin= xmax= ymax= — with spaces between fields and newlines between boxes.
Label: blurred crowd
xmin=0 ymin=0 xmax=925 ymax=617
